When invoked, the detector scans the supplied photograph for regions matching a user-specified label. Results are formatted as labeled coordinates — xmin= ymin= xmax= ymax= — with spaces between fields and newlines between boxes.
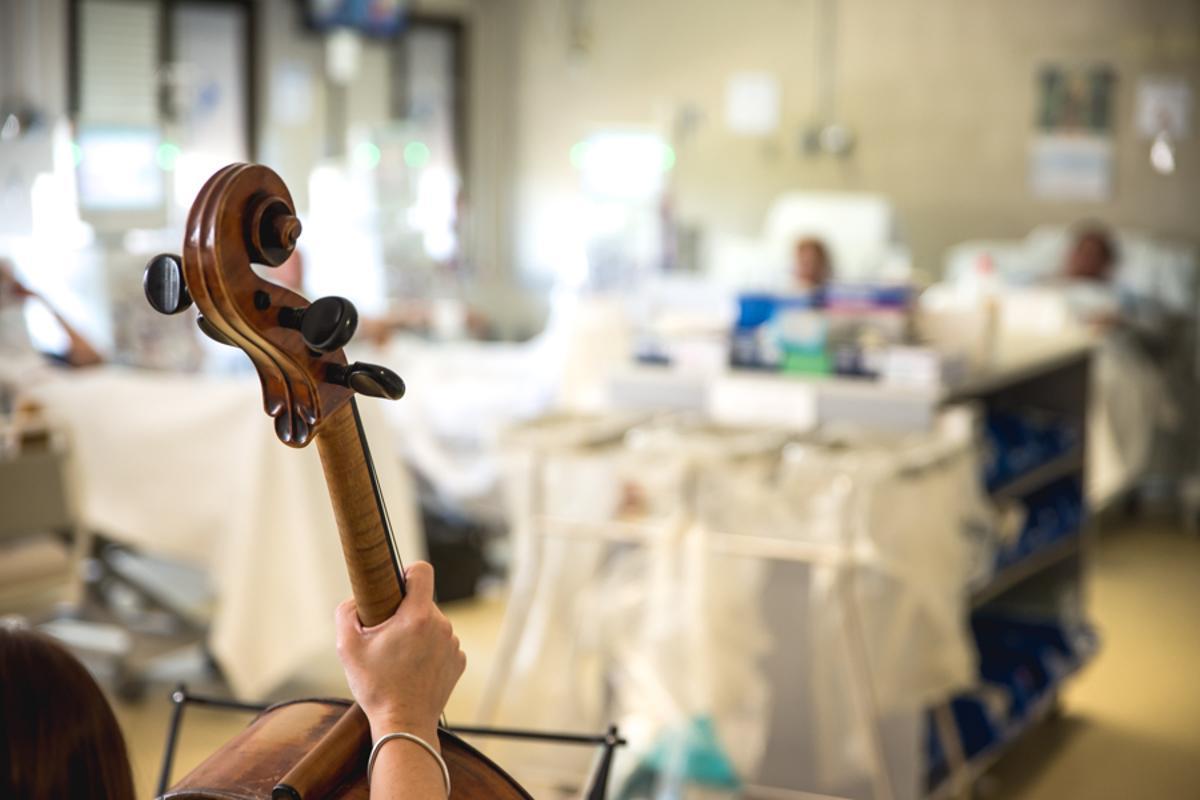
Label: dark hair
xmin=0 ymin=626 xmax=136 ymax=800
xmin=1073 ymin=223 xmax=1118 ymax=267
xmin=797 ymin=236 xmax=830 ymax=264
xmin=794 ymin=236 xmax=832 ymax=285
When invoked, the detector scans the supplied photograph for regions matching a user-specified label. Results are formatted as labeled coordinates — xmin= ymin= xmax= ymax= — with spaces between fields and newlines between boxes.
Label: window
xmin=69 ymin=0 xmax=255 ymax=227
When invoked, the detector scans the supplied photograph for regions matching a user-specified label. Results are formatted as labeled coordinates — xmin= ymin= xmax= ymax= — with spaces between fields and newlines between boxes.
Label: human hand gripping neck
xmin=335 ymin=562 xmax=466 ymax=799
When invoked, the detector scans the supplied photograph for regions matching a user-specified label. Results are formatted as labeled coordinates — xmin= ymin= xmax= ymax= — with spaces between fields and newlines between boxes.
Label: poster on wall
xmin=1029 ymin=64 xmax=1116 ymax=201
xmin=1135 ymin=76 xmax=1192 ymax=139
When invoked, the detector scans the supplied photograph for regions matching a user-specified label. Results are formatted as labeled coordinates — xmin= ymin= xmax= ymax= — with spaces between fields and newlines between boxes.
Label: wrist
xmin=368 ymin=715 xmax=441 ymax=750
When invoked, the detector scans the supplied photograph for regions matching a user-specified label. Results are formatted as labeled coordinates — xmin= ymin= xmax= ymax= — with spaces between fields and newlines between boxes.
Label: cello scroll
xmin=143 ymin=163 xmax=404 ymax=447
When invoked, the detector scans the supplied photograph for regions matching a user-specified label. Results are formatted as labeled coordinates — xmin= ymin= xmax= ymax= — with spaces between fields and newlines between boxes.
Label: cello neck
xmin=315 ymin=400 xmax=405 ymax=627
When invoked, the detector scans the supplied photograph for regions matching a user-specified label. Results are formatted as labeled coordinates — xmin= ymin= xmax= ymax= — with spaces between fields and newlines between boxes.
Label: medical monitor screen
xmin=75 ymin=126 xmax=165 ymax=212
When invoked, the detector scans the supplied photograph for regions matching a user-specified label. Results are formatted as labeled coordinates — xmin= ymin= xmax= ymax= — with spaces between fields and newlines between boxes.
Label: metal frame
xmin=476 ymin=440 xmax=910 ymax=800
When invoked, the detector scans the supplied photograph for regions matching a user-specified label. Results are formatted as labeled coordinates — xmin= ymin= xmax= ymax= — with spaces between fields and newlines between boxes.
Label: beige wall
xmin=509 ymin=0 xmax=1200 ymax=277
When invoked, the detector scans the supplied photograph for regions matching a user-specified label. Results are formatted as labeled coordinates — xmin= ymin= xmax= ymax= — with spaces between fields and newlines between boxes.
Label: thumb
xmin=402 ymin=561 xmax=436 ymax=607
xmin=334 ymin=597 xmax=362 ymax=651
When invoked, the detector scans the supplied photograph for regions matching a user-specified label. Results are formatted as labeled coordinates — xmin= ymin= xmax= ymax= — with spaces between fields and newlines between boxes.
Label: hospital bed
xmin=942 ymin=225 xmax=1200 ymax=511
xmin=18 ymin=366 xmax=421 ymax=700
xmin=703 ymin=191 xmax=913 ymax=288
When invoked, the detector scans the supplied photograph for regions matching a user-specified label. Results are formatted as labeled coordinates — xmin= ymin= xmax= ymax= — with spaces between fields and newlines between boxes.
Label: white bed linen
xmin=339 ymin=337 xmax=555 ymax=518
xmin=345 ymin=293 xmax=627 ymax=510
xmin=26 ymin=366 xmax=421 ymax=699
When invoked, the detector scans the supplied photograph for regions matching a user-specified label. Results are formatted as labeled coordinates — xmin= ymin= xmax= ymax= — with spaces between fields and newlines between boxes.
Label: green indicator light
xmin=354 ymin=141 xmax=382 ymax=170
xmin=662 ymin=145 xmax=676 ymax=171
xmin=403 ymin=141 xmax=431 ymax=168
xmin=71 ymin=142 xmax=83 ymax=166
xmin=156 ymin=142 xmax=181 ymax=171
xmin=570 ymin=141 xmax=587 ymax=169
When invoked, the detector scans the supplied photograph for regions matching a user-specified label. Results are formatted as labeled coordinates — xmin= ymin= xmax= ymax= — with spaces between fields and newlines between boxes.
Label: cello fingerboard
xmin=315 ymin=402 xmax=404 ymax=627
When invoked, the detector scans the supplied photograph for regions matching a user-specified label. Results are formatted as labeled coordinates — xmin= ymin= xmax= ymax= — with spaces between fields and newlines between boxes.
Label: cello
xmin=143 ymin=163 xmax=532 ymax=799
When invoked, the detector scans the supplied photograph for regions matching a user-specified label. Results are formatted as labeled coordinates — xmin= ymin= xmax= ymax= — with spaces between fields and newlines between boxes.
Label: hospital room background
xmin=1 ymin=0 xmax=1198 ymax=798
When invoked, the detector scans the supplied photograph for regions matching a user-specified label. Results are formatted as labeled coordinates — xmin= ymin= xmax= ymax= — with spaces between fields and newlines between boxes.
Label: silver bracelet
xmin=367 ymin=731 xmax=451 ymax=796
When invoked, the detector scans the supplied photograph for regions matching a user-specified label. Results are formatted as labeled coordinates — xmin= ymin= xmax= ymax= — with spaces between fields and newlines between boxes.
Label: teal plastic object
xmin=617 ymin=715 xmax=741 ymax=799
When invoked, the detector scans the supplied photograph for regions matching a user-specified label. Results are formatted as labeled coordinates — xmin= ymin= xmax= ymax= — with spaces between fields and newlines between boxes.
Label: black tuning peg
xmin=144 ymin=253 xmax=192 ymax=315
xmin=327 ymin=362 xmax=406 ymax=400
xmin=278 ymin=296 xmax=358 ymax=353
xmin=196 ymin=316 xmax=235 ymax=347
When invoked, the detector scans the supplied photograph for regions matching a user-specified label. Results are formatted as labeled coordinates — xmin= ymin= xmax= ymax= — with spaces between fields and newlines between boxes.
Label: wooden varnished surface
xmin=163 ymin=700 xmax=532 ymax=800
xmin=163 ymin=701 xmax=367 ymax=800
xmin=315 ymin=402 xmax=404 ymax=627
xmin=182 ymin=164 xmax=355 ymax=447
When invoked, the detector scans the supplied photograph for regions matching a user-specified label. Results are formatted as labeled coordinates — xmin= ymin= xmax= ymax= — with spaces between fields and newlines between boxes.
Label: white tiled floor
xmin=111 ymin=519 xmax=1200 ymax=799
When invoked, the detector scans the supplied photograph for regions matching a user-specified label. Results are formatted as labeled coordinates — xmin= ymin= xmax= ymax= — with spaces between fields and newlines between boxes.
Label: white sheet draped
xmin=27 ymin=366 xmax=422 ymax=699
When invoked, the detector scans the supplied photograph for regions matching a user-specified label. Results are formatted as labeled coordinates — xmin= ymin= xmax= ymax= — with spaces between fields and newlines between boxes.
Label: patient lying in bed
xmin=927 ymin=222 xmax=1182 ymax=508
xmin=1022 ymin=225 xmax=1177 ymax=507
xmin=1047 ymin=224 xmax=1170 ymax=351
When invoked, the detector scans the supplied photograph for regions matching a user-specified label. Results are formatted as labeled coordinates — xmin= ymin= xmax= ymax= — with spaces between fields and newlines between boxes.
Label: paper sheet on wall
xmin=1135 ymin=77 xmax=1192 ymax=139
xmin=1028 ymin=134 xmax=1113 ymax=202
xmin=725 ymin=72 xmax=781 ymax=136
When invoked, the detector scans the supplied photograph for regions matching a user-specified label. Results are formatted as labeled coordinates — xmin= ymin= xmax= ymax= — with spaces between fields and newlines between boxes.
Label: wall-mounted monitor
xmin=75 ymin=124 xmax=167 ymax=231
xmin=304 ymin=0 xmax=407 ymax=38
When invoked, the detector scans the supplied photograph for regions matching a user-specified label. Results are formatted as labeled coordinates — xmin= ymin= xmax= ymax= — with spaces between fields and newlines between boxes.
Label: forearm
xmin=61 ymin=323 xmax=103 ymax=366
xmin=335 ymin=565 xmax=465 ymax=800
xmin=43 ymin=303 xmax=102 ymax=367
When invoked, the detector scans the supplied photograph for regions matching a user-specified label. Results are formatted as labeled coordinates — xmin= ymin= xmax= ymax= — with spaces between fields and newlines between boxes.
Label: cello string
xmin=350 ymin=398 xmax=408 ymax=598
xmin=350 ymin=397 xmax=450 ymax=731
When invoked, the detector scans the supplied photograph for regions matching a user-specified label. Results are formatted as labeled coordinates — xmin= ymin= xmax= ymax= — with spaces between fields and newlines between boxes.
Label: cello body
xmin=163 ymin=700 xmax=530 ymax=799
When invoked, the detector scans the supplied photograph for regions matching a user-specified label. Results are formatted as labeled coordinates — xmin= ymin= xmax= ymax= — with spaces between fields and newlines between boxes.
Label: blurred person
xmin=1053 ymin=224 xmax=1167 ymax=347
xmin=0 ymin=257 xmax=102 ymax=368
xmin=361 ymin=301 xmax=492 ymax=345
xmin=0 ymin=561 xmax=463 ymax=799
xmin=1048 ymin=224 xmax=1177 ymax=505
xmin=792 ymin=236 xmax=832 ymax=293
xmin=271 ymin=248 xmax=486 ymax=345
xmin=1062 ymin=225 xmax=1117 ymax=284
